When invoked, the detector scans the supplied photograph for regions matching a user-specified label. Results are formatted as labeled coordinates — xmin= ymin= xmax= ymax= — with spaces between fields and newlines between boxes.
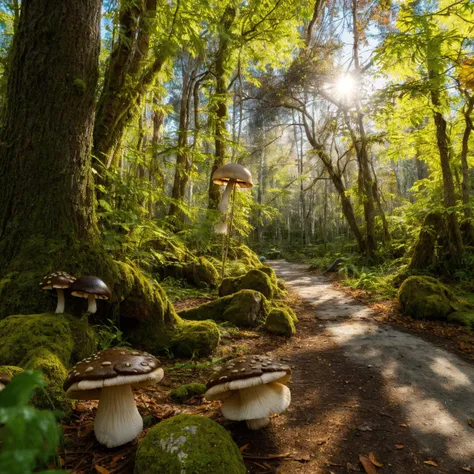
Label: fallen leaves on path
xmin=359 ymin=455 xmax=377 ymax=474
xmin=395 ymin=444 xmax=404 ymax=449
xmin=368 ymin=452 xmax=383 ymax=467
xmin=424 ymin=460 xmax=439 ymax=467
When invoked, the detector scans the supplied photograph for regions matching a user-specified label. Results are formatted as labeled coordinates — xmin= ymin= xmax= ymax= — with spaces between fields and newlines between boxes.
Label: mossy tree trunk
xmin=0 ymin=0 xmax=101 ymax=263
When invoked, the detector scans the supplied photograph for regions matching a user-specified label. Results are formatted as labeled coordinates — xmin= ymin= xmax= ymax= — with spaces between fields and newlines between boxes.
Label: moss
xmin=274 ymin=304 xmax=298 ymax=323
xmin=0 ymin=365 xmax=23 ymax=377
xmin=170 ymin=383 xmax=207 ymax=403
xmin=264 ymin=308 xmax=296 ymax=337
xmin=219 ymin=268 xmax=276 ymax=300
xmin=185 ymin=257 xmax=219 ymax=288
xmin=171 ymin=320 xmax=220 ymax=357
xmin=23 ymin=348 xmax=73 ymax=413
xmin=180 ymin=290 xmax=270 ymax=328
xmin=398 ymin=276 xmax=462 ymax=320
xmin=134 ymin=414 xmax=246 ymax=474
xmin=447 ymin=310 xmax=474 ymax=329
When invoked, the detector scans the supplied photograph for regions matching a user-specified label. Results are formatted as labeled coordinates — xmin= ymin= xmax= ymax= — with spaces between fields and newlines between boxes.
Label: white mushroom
xmin=64 ymin=348 xmax=164 ymax=448
xmin=205 ymin=355 xmax=291 ymax=430
xmin=40 ymin=271 xmax=76 ymax=313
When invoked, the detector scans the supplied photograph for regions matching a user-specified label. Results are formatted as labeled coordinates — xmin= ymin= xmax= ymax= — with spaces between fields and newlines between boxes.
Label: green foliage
xmin=96 ymin=319 xmax=131 ymax=350
xmin=0 ymin=371 xmax=63 ymax=474
xmin=169 ymin=383 xmax=207 ymax=403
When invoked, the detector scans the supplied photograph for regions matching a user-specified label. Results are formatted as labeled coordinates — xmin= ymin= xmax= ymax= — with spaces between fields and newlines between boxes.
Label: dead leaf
xmin=346 ymin=462 xmax=359 ymax=471
xmin=461 ymin=467 xmax=472 ymax=472
xmin=239 ymin=443 xmax=249 ymax=453
xmin=95 ymin=466 xmax=110 ymax=474
xmin=357 ymin=424 xmax=373 ymax=432
xmin=75 ymin=403 xmax=87 ymax=412
xmin=468 ymin=419 xmax=474 ymax=428
xmin=424 ymin=460 xmax=439 ymax=467
xmin=359 ymin=455 xmax=377 ymax=474
xmin=395 ymin=444 xmax=404 ymax=450
xmin=369 ymin=452 xmax=383 ymax=467
xmin=400 ymin=423 xmax=407 ymax=428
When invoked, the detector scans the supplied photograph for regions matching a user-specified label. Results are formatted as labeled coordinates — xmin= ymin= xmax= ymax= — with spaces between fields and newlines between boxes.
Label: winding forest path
xmin=236 ymin=261 xmax=474 ymax=473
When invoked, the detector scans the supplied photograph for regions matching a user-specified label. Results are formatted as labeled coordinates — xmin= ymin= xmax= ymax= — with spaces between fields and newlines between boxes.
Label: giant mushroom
xmin=40 ymin=271 xmax=76 ymax=313
xmin=69 ymin=276 xmax=111 ymax=313
xmin=212 ymin=163 xmax=253 ymax=234
xmin=64 ymin=348 xmax=164 ymax=448
xmin=205 ymin=355 xmax=291 ymax=430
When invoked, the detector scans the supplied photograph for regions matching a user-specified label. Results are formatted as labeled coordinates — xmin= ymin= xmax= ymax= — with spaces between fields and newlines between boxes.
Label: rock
xmin=0 ymin=313 xmax=97 ymax=413
xmin=134 ymin=414 xmax=246 ymax=474
xmin=219 ymin=268 xmax=278 ymax=300
xmin=179 ymin=290 xmax=271 ymax=328
xmin=264 ymin=307 xmax=296 ymax=337
xmin=398 ymin=276 xmax=462 ymax=320
xmin=171 ymin=320 xmax=220 ymax=357
xmin=185 ymin=257 xmax=219 ymax=288
xmin=170 ymin=383 xmax=207 ymax=403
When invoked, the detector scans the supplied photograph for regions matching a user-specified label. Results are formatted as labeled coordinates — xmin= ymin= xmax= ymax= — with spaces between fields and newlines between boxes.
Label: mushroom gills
xmin=94 ymin=384 xmax=143 ymax=448
xmin=221 ymin=382 xmax=290 ymax=429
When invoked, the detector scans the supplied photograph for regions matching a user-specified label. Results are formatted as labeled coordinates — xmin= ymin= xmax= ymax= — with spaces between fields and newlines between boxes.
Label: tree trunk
xmin=0 ymin=0 xmax=101 ymax=259
xmin=207 ymin=5 xmax=237 ymax=209
xmin=461 ymin=95 xmax=474 ymax=218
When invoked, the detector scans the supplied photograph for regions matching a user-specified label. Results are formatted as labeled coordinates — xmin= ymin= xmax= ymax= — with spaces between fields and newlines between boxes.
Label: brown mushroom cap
xmin=69 ymin=276 xmax=111 ymax=300
xmin=212 ymin=163 xmax=253 ymax=188
xmin=206 ymin=355 xmax=291 ymax=392
xmin=40 ymin=271 xmax=76 ymax=290
xmin=64 ymin=348 xmax=162 ymax=399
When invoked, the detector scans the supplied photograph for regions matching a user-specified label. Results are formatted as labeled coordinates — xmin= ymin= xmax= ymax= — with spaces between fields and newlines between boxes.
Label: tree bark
xmin=460 ymin=95 xmax=474 ymax=218
xmin=0 ymin=0 xmax=101 ymax=261
xmin=208 ymin=5 xmax=237 ymax=209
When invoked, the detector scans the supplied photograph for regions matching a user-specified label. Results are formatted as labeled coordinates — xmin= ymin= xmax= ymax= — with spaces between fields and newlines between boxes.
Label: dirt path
xmin=229 ymin=261 xmax=474 ymax=473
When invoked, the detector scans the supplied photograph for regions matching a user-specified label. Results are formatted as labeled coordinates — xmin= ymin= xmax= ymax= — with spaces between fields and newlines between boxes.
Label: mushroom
xmin=212 ymin=163 xmax=253 ymax=233
xmin=69 ymin=276 xmax=111 ymax=313
xmin=63 ymin=348 xmax=164 ymax=448
xmin=0 ymin=373 xmax=11 ymax=391
xmin=40 ymin=271 xmax=76 ymax=313
xmin=205 ymin=355 xmax=291 ymax=430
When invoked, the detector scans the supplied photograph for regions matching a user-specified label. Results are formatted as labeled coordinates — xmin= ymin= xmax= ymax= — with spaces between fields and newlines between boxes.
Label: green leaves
xmin=0 ymin=371 xmax=63 ymax=474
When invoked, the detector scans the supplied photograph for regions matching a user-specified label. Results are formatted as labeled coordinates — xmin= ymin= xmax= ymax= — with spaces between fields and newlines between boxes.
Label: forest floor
xmin=61 ymin=261 xmax=474 ymax=474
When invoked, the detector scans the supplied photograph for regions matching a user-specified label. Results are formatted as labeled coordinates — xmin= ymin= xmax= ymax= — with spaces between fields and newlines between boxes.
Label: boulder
xmin=264 ymin=308 xmax=296 ymax=337
xmin=134 ymin=414 xmax=246 ymax=474
xmin=219 ymin=268 xmax=276 ymax=300
xmin=398 ymin=276 xmax=461 ymax=320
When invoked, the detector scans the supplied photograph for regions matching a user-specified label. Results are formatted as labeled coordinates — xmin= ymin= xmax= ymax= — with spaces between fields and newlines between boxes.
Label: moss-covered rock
xmin=23 ymin=348 xmax=72 ymax=412
xmin=0 ymin=313 xmax=97 ymax=414
xmin=170 ymin=383 xmax=207 ymax=403
xmin=134 ymin=414 xmax=246 ymax=474
xmin=0 ymin=365 xmax=23 ymax=378
xmin=185 ymin=257 xmax=219 ymax=288
xmin=447 ymin=310 xmax=474 ymax=329
xmin=171 ymin=320 xmax=220 ymax=357
xmin=274 ymin=304 xmax=298 ymax=323
xmin=398 ymin=276 xmax=461 ymax=320
xmin=219 ymin=268 xmax=276 ymax=300
xmin=179 ymin=290 xmax=270 ymax=328
xmin=264 ymin=308 xmax=296 ymax=337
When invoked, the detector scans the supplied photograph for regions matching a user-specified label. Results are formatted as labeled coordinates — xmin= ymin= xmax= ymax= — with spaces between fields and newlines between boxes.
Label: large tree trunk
xmin=0 ymin=0 xmax=101 ymax=259
xmin=207 ymin=5 xmax=237 ymax=210
xmin=460 ymin=95 xmax=474 ymax=218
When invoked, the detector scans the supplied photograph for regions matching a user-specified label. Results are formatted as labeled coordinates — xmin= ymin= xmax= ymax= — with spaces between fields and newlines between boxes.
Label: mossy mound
xmin=185 ymin=257 xmax=219 ymax=288
xmin=264 ymin=308 xmax=296 ymax=337
xmin=0 ymin=365 xmax=23 ymax=377
xmin=447 ymin=310 xmax=474 ymax=330
xmin=219 ymin=268 xmax=276 ymax=300
xmin=398 ymin=276 xmax=461 ymax=320
xmin=274 ymin=304 xmax=298 ymax=323
xmin=171 ymin=320 xmax=220 ymax=357
xmin=179 ymin=290 xmax=270 ymax=328
xmin=134 ymin=414 xmax=246 ymax=474
xmin=0 ymin=313 xmax=97 ymax=413
xmin=170 ymin=383 xmax=207 ymax=403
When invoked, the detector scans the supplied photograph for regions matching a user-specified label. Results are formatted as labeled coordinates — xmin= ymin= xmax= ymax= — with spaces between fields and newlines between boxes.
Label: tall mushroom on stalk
xmin=64 ymin=348 xmax=164 ymax=448
xmin=69 ymin=276 xmax=111 ymax=313
xmin=212 ymin=163 xmax=253 ymax=234
xmin=205 ymin=355 xmax=291 ymax=430
xmin=40 ymin=271 xmax=76 ymax=313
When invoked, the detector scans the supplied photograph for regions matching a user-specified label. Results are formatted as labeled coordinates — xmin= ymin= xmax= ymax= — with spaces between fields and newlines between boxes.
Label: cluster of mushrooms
xmin=40 ymin=271 xmax=111 ymax=314
xmin=61 ymin=349 xmax=292 ymax=448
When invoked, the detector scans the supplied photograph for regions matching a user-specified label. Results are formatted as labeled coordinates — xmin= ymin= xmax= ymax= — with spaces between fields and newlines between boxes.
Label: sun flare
xmin=334 ymin=74 xmax=356 ymax=101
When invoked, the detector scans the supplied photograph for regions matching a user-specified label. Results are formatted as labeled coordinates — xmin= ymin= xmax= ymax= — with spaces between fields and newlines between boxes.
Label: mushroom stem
xmin=87 ymin=294 xmax=97 ymax=313
xmin=94 ymin=385 xmax=143 ymax=448
xmin=246 ymin=418 xmax=270 ymax=430
xmin=55 ymin=289 xmax=65 ymax=313
xmin=218 ymin=180 xmax=236 ymax=214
